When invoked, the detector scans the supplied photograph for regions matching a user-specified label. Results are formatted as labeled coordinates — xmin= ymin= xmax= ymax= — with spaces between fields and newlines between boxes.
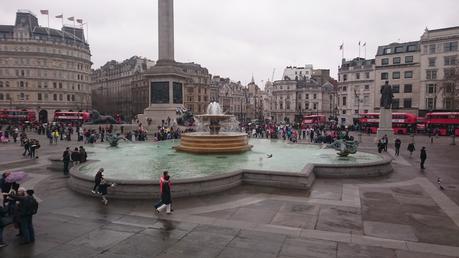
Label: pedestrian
xmin=0 ymin=192 xmax=13 ymax=248
xmin=92 ymin=168 xmax=104 ymax=194
xmin=420 ymin=146 xmax=427 ymax=169
xmin=8 ymin=188 xmax=38 ymax=244
xmin=71 ymin=147 xmax=80 ymax=166
xmin=394 ymin=138 xmax=401 ymax=156
xmin=79 ymin=146 xmax=87 ymax=163
xmin=155 ymin=171 xmax=172 ymax=214
xmin=97 ymin=179 xmax=115 ymax=205
xmin=377 ymin=139 xmax=383 ymax=153
xmin=407 ymin=142 xmax=415 ymax=157
xmin=381 ymin=135 xmax=388 ymax=152
xmin=63 ymin=147 xmax=71 ymax=175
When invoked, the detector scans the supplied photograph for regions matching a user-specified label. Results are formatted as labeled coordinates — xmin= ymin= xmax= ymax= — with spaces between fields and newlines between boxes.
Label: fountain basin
xmin=175 ymin=132 xmax=252 ymax=154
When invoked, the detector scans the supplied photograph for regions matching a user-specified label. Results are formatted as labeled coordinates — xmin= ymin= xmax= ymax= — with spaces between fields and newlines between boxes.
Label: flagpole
xmin=364 ymin=44 xmax=367 ymax=59
xmin=358 ymin=41 xmax=361 ymax=58
xmin=61 ymin=15 xmax=64 ymax=40
xmin=47 ymin=13 xmax=49 ymax=28
xmin=73 ymin=19 xmax=76 ymax=45
xmin=86 ymin=22 xmax=89 ymax=43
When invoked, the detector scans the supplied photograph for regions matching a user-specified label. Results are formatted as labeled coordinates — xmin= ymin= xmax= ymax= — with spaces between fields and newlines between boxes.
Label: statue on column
xmin=380 ymin=81 xmax=393 ymax=109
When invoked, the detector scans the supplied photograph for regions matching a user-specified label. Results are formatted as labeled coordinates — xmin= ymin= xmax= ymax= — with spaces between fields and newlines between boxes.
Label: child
xmin=97 ymin=179 xmax=115 ymax=205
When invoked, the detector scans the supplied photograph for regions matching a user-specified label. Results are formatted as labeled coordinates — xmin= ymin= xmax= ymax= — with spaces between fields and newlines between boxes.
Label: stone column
xmin=377 ymin=108 xmax=393 ymax=140
xmin=158 ymin=0 xmax=174 ymax=62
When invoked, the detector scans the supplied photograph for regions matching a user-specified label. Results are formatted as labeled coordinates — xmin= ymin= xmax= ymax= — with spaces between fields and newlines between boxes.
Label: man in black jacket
xmin=63 ymin=147 xmax=71 ymax=175
xmin=420 ymin=146 xmax=427 ymax=169
xmin=9 ymin=189 xmax=38 ymax=244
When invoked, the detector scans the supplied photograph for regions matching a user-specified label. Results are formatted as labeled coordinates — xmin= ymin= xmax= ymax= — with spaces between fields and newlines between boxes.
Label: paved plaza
xmin=1 ymin=133 xmax=459 ymax=257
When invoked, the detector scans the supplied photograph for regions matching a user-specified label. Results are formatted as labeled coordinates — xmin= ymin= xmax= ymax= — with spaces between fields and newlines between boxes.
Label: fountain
xmin=175 ymin=102 xmax=252 ymax=154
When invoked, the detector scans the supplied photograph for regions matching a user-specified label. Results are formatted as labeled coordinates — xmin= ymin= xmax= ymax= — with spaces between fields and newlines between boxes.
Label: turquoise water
xmin=79 ymin=139 xmax=382 ymax=180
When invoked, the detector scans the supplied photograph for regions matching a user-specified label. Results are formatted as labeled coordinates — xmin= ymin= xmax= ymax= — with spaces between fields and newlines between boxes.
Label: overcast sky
xmin=1 ymin=0 xmax=458 ymax=86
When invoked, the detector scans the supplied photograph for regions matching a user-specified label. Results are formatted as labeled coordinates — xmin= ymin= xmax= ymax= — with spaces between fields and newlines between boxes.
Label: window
xmin=313 ymin=94 xmax=317 ymax=99
xmin=405 ymin=56 xmax=413 ymax=63
xmin=381 ymin=58 xmax=389 ymax=65
xmin=426 ymin=98 xmax=434 ymax=109
xmin=363 ymin=95 xmax=369 ymax=105
xmin=392 ymin=72 xmax=400 ymax=79
xmin=53 ymin=82 xmax=57 ymax=88
xmin=0 ymin=93 xmax=3 ymax=100
xmin=53 ymin=94 xmax=57 ymax=101
xmin=392 ymin=99 xmax=400 ymax=109
xmin=305 ymin=94 xmax=309 ymax=99
xmin=71 ymin=95 xmax=75 ymax=101
xmin=342 ymin=110 xmax=346 ymax=114
xmin=407 ymin=45 xmax=417 ymax=52
xmin=365 ymin=72 xmax=370 ymax=79
xmin=313 ymin=103 xmax=317 ymax=110
xmin=444 ymin=82 xmax=454 ymax=93
xmin=343 ymin=74 xmax=347 ymax=81
xmin=444 ymin=68 xmax=456 ymax=79
xmin=383 ymin=48 xmax=391 ymax=54
xmin=428 ymin=57 xmax=436 ymax=67
xmin=404 ymin=71 xmax=413 ymax=78
xmin=427 ymin=84 xmax=436 ymax=94
xmin=342 ymin=86 xmax=347 ymax=91
xmin=356 ymin=73 xmax=360 ymax=79
xmin=342 ymin=96 xmax=347 ymax=106
xmin=403 ymin=98 xmax=412 ymax=108
xmin=444 ymin=56 xmax=457 ymax=66
xmin=426 ymin=70 xmax=437 ymax=80
xmin=354 ymin=109 xmax=359 ymax=114
xmin=38 ymin=93 xmax=42 ymax=101
xmin=67 ymin=95 xmax=70 ymax=101
xmin=392 ymin=85 xmax=400 ymax=93
xmin=381 ymin=72 xmax=388 ymax=80
xmin=394 ymin=46 xmax=404 ymax=53
xmin=59 ymin=94 xmax=63 ymax=101
xmin=393 ymin=57 xmax=401 ymax=64
xmin=59 ymin=83 xmax=62 ymax=89
xmin=364 ymin=85 xmax=369 ymax=90
xmin=429 ymin=44 xmax=436 ymax=54
xmin=444 ymin=41 xmax=458 ymax=52
xmin=404 ymin=84 xmax=412 ymax=93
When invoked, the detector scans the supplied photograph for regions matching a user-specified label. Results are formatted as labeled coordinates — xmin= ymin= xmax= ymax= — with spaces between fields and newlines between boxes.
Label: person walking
xmin=394 ymin=138 xmax=401 ymax=156
xmin=155 ymin=171 xmax=172 ymax=214
xmin=92 ymin=168 xmax=104 ymax=194
xmin=420 ymin=146 xmax=427 ymax=169
xmin=79 ymin=146 xmax=87 ymax=163
xmin=407 ymin=142 xmax=415 ymax=157
xmin=63 ymin=147 xmax=71 ymax=176
xmin=97 ymin=179 xmax=115 ymax=205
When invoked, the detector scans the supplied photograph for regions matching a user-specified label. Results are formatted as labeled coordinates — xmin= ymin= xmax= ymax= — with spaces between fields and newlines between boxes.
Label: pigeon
xmin=266 ymin=154 xmax=273 ymax=158
xmin=437 ymin=177 xmax=445 ymax=191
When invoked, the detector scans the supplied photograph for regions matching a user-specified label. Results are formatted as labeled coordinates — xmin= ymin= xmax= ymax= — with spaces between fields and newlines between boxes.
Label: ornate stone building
xmin=419 ymin=26 xmax=459 ymax=114
xmin=337 ymin=58 xmax=376 ymax=125
xmin=91 ymin=56 xmax=155 ymax=120
xmin=0 ymin=10 xmax=92 ymax=122
xmin=268 ymin=78 xmax=335 ymax=123
xmin=210 ymin=76 xmax=247 ymax=121
xmin=374 ymin=41 xmax=421 ymax=115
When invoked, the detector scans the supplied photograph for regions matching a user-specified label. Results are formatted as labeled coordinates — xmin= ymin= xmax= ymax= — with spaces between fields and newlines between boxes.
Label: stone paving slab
xmin=337 ymin=242 xmax=397 ymax=258
xmin=363 ymin=221 xmax=418 ymax=241
xmin=279 ymin=237 xmax=337 ymax=258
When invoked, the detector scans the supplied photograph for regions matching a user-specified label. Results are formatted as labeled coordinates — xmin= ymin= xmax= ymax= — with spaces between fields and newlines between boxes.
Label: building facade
xmin=337 ymin=58 xmax=376 ymax=125
xmin=374 ymin=41 xmax=421 ymax=115
xmin=419 ymin=26 xmax=459 ymax=114
xmin=210 ymin=76 xmax=247 ymax=121
xmin=269 ymin=78 xmax=334 ymax=123
xmin=91 ymin=56 xmax=155 ymax=120
xmin=282 ymin=65 xmax=313 ymax=80
xmin=0 ymin=10 xmax=92 ymax=122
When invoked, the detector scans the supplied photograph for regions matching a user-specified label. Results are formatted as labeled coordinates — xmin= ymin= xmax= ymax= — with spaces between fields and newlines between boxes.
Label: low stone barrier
xmin=68 ymin=153 xmax=392 ymax=199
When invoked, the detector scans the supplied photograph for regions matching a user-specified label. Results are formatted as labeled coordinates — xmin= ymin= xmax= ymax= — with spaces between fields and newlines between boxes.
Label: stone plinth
xmin=137 ymin=104 xmax=178 ymax=132
xmin=377 ymin=108 xmax=393 ymax=140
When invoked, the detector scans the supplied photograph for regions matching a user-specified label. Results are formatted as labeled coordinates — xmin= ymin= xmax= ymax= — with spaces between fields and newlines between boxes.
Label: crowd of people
xmin=0 ymin=172 xmax=38 ymax=247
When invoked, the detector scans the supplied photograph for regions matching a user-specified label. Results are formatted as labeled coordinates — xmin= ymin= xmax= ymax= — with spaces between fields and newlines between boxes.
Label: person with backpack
xmin=8 ymin=188 xmax=38 ymax=244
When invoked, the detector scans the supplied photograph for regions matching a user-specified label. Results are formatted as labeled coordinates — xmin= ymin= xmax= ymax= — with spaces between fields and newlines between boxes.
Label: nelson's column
xmin=137 ymin=0 xmax=188 ymax=130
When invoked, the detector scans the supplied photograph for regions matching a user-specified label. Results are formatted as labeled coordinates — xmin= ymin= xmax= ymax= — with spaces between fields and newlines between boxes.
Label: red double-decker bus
xmin=425 ymin=112 xmax=459 ymax=136
xmin=301 ymin=115 xmax=326 ymax=128
xmin=53 ymin=111 xmax=90 ymax=125
xmin=0 ymin=109 xmax=36 ymax=124
xmin=359 ymin=112 xmax=417 ymax=134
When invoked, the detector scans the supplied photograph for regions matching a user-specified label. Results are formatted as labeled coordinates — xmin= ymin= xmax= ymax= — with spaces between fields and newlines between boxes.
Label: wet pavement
xmin=0 ymin=131 xmax=459 ymax=257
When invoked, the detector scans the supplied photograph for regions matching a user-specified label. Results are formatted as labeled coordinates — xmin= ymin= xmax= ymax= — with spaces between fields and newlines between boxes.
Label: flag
xmin=339 ymin=44 xmax=343 ymax=50
xmin=40 ymin=10 xmax=49 ymax=15
xmin=68 ymin=16 xmax=74 ymax=21
xmin=76 ymin=19 xmax=83 ymax=24
xmin=363 ymin=42 xmax=366 ymax=47
xmin=55 ymin=14 xmax=63 ymax=18
xmin=358 ymin=41 xmax=361 ymax=46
